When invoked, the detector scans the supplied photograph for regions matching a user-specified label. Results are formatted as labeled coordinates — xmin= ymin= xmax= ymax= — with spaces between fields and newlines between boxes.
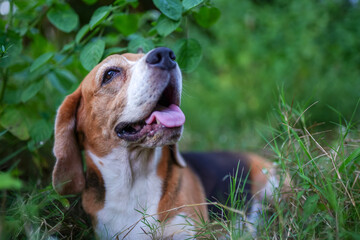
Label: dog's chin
xmin=140 ymin=126 xmax=183 ymax=148
xmin=117 ymin=125 xmax=183 ymax=148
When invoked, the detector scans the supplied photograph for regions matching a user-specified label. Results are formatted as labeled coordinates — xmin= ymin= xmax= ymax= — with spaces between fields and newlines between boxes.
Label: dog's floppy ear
xmin=52 ymin=87 xmax=85 ymax=195
xmin=169 ymin=144 xmax=186 ymax=167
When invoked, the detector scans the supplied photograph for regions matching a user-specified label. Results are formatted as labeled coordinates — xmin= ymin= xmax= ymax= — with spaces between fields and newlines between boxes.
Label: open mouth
xmin=115 ymin=83 xmax=185 ymax=141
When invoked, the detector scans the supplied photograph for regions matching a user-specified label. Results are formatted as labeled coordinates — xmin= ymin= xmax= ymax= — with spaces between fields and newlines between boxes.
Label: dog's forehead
xmin=100 ymin=53 xmax=144 ymax=67
xmin=121 ymin=53 xmax=145 ymax=62
xmin=102 ymin=53 xmax=144 ymax=65
xmin=81 ymin=53 xmax=145 ymax=88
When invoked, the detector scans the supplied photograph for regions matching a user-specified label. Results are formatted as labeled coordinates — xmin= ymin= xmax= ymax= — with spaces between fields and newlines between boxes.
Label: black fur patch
xmin=182 ymin=152 xmax=252 ymax=217
xmin=85 ymin=168 xmax=105 ymax=203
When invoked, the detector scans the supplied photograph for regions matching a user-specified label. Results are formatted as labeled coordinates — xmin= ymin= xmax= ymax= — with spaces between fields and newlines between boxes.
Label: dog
xmin=52 ymin=47 xmax=288 ymax=239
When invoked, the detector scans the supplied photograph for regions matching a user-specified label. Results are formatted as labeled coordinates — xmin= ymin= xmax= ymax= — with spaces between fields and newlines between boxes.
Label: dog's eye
xmin=102 ymin=69 xmax=121 ymax=85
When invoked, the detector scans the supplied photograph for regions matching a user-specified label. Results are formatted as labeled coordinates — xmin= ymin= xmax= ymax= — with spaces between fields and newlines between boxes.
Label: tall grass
xmin=261 ymin=94 xmax=360 ymax=239
xmin=0 ymin=187 xmax=93 ymax=239
xmin=213 ymin=94 xmax=360 ymax=239
xmin=188 ymin=96 xmax=360 ymax=239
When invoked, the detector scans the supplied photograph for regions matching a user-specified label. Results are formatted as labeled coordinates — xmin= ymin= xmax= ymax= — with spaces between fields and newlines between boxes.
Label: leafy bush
xmin=0 ymin=0 xmax=219 ymax=238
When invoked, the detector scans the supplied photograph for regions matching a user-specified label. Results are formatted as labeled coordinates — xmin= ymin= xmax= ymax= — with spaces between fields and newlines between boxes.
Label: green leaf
xmin=113 ymin=14 xmax=139 ymax=36
xmin=82 ymin=0 xmax=97 ymax=5
xmin=3 ymin=88 xmax=22 ymax=104
xmin=194 ymin=6 xmax=221 ymax=28
xmin=47 ymin=4 xmax=79 ymax=33
xmin=128 ymin=36 xmax=154 ymax=53
xmin=173 ymin=38 xmax=202 ymax=73
xmin=0 ymin=172 xmax=22 ymax=190
xmin=30 ymin=52 xmax=54 ymax=72
xmin=48 ymin=72 xmax=67 ymax=94
xmin=75 ymin=24 xmax=90 ymax=44
xmin=115 ymin=0 xmax=138 ymax=7
xmin=0 ymin=130 xmax=7 ymax=137
xmin=89 ymin=6 xmax=112 ymax=30
xmin=0 ymin=31 xmax=23 ymax=68
xmin=0 ymin=107 xmax=29 ymax=140
xmin=347 ymin=232 xmax=360 ymax=239
xmin=21 ymin=81 xmax=44 ymax=103
xmin=303 ymin=194 xmax=319 ymax=219
xmin=61 ymin=42 xmax=75 ymax=52
xmin=80 ymin=39 xmax=105 ymax=71
xmin=103 ymin=47 xmax=127 ymax=57
xmin=54 ymin=69 xmax=78 ymax=83
xmin=0 ymin=146 xmax=26 ymax=166
xmin=153 ymin=0 xmax=182 ymax=21
xmin=156 ymin=14 xmax=181 ymax=37
xmin=28 ymin=119 xmax=53 ymax=149
xmin=182 ymin=0 xmax=203 ymax=11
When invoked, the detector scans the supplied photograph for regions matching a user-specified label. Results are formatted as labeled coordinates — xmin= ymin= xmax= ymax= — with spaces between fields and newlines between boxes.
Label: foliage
xmin=0 ymin=0 xmax=360 ymax=239
xmin=0 ymin=0 xmax=219 ymax=238
xmin=180 ymin=0 xmax=360 ymax=151
xmin=255 ymin=93 xmax=360 ymax=239
xmin=0 ymin=0 xmax=218 ymax=184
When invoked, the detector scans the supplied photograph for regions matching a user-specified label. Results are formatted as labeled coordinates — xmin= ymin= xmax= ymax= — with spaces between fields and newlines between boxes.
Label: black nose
xmin=146 ymin=47 xmax=176 ymax=70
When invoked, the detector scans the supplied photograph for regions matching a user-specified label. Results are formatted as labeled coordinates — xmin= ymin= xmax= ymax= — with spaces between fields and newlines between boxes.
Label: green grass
xmin=1 ymin=96 xmax=359 ymax=239
xmin=250 ymin=96 xmax=360 ymax=239
xmin=1 ymin=186 xmax=92 ymax=239
xmin=191 ymin=96 xmax=360 ymax=239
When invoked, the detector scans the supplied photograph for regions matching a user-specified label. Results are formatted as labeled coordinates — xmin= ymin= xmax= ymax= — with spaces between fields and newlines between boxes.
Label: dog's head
xmin=52 ymin=47 xmax=185 ymax=195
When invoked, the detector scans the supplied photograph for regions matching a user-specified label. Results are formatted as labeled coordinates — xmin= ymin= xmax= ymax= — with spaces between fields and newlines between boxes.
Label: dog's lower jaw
xmin=139 ymin=126 xmax=183 ymax=148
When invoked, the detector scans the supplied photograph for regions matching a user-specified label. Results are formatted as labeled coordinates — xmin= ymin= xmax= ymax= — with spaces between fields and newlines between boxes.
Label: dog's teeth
xmin=156 ymin=119 xmax=161 ymax=125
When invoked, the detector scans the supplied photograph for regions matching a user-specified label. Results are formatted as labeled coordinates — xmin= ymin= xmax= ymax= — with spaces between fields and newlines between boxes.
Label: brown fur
xmin=82 ymin=154 xmax=105 ymax=217
xmin=52 ymin=87 xmax=85 ymax=195
xmin=76 ymin=58 xmax=130 ymax=158
xmin=248 ymin=153 xmax=275 ymax=199
xmin=157 ymin=146 xmax=208 ymax=222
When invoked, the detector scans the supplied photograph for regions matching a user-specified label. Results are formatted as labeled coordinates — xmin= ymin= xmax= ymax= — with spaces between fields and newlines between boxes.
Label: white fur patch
xmin=161 ymin=212 xmax=195 ymax=240
xmin=89 ymin=148 xmax=163 ymax=239
xmin=259 ymin=169 xmax=280 ymax=200
xmin=246 ymin=169 xmax=281 ymax=236
xmin=88 ymin=147 xmax=192 ymax=239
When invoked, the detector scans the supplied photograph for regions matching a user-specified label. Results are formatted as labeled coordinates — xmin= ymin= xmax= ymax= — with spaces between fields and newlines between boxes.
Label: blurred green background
xmin=180 ymin=0 xmax=360 ymax=151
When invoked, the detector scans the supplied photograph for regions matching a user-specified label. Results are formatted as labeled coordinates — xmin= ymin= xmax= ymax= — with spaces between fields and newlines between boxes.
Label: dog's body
xmin=52 ymin=48 xmax=286 ymax=239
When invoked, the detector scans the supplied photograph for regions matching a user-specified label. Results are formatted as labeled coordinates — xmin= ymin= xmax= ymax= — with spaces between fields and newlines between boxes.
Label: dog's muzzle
xmin=115 ymin=47 xmax=184 ymax=142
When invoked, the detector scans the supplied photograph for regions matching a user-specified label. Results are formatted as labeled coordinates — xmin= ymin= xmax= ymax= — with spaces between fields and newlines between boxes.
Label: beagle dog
xmin=52 ymin=47 xmax=287 ymax=239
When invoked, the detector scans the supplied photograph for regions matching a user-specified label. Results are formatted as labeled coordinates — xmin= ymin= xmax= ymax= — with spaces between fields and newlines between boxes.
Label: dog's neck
xmin=84 ymin=146 xmax=175 ymax=238
xmin=87 ymin=146 xmax=162 ymax=189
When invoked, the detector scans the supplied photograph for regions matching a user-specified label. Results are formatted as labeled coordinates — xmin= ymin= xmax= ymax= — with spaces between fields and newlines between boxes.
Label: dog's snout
xmin=146 ymin=47 xmax=176 ymax=70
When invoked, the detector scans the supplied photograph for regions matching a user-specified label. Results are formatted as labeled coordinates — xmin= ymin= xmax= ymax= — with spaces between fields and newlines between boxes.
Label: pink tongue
xmin=145 ymin=104 xmax=185 ymax=128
